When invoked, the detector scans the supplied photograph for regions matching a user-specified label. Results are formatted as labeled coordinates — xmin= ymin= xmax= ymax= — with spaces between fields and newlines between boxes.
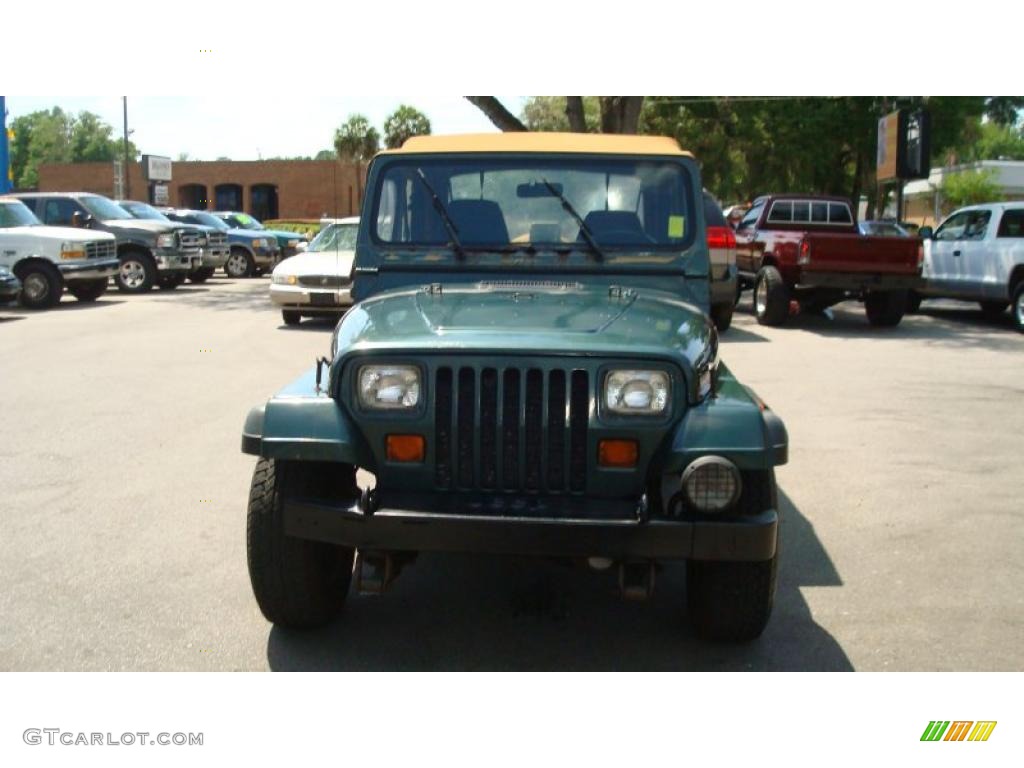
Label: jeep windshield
xmin=0 ymin=199 xmax=42 ymax=228
xmin=80 ymin=195 xmax=133 ymax=222
xmin=372 ymin=157 xmax=696 ymax=260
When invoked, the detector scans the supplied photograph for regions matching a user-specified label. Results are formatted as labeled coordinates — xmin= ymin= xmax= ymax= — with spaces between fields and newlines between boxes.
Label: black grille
xmin=298 ymin=275 xmax=349 ymax=288
xmin=434 ymin=366 xmax=589 ymax=494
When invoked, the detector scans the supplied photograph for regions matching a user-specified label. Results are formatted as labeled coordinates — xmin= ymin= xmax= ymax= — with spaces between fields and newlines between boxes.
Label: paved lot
xmin=1 ymin=279 xmax=1021 ymax=670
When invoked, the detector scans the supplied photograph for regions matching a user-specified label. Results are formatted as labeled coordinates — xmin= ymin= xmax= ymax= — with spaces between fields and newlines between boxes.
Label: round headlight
xmin=358 ymin=365 xmax=421 ymax=409
xmin=681 ymin=456 xmax=741 ymax=513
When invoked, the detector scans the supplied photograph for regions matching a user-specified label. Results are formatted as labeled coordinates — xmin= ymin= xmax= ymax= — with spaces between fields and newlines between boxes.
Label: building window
xmin=214 ymin=184 xmax=243 ymax=212
xmin=249 ymin=184 xmax=279 ymax=221
xmin=179 ymin=184 xmax=209 ymax=210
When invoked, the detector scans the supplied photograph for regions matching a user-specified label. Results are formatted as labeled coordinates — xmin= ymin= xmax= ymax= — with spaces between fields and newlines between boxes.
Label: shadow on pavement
xmin=734 ymin=297 xmax=1022 ymax=351
xmin=278 ymin=316 xmax=343 ymax=332
xmin=266 ymin=487 xmax=851 ymax=671
xmin=4 ymin=297 xmax=126 ymax=315
xmin=719 ymin=325 xmax=769 ymax=344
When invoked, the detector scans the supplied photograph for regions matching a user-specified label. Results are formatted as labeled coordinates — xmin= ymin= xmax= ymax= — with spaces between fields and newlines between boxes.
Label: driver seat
xmin=578 ymin=210 xmax=648 ymax=244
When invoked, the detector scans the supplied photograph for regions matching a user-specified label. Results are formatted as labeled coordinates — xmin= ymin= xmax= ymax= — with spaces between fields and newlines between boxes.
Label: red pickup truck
xmin=734 ymin=194 xmax=922 ymax=327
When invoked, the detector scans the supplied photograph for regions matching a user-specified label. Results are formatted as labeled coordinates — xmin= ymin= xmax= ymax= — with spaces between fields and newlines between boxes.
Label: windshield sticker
xmin=668 ymin=216 xmax=685 ymax=238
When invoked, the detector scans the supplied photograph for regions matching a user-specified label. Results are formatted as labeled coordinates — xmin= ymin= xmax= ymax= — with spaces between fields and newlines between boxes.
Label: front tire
xmin=15 ymin=262 xmax=62 ymax=309
xmin=247 ymin=458 xmax=357 ymax=629
xmin=710 ymin=302 xmax=733 ymax=332
xmin=282 ymin=310 xmax=302 ymax=326
xmin=905 ymin=291 xmax=923 ymax=314
xmin=116 ymin=250 xmax=157 ymax=293
xmin=1012 ymin=281 xmax=1024 ymax=333
xmin=68 ymin=278 xmax=108 ymax=302
xmin=865 ymin=289 xmax=906 ymax=327
xmin=753 ymin=265 xmax=789 ymax=326
xmin=225 ymin=248 xmax=255 ymax=278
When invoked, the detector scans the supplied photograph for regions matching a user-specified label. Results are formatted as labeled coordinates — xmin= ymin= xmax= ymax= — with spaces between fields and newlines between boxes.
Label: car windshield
xmin=308 ymin=223 xmax=358 ymax=252
xmin=373 ymin=157 xmax=695 ymax=250
xmin=80 ymin=195 xmax=133 ymax=221
xmin=121 ymin=202 xmax=171 ymax=222
xmin=186 ymin=212 xmax=229 ymax=230
xmin=0 ymin=200 xmax=42 ymax=227
xmin=230 ymin=213 xmax=263 ymax=230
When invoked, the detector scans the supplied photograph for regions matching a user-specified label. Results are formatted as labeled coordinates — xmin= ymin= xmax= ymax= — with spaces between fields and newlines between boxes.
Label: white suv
xmin=0 ymin=197 xmax=119 ymax=309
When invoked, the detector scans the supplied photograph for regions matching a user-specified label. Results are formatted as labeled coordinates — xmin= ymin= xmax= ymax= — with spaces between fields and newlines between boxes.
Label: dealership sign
xmin=142 ymin=155 xmax=172 ymax=182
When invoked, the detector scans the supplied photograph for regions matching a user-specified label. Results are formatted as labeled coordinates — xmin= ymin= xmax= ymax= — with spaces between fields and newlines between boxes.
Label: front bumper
xmin=198 ymin=246 xmax=229 ymax=269
xmin=253 ymin=248 xmax=280 ymax=268
xmin=58 ymin=257 xmax=120 ymax=281
xmin=283 ymin=495 xmax=778 ymax=562
xmin=154 ymin=248 xmax=197 ymax=273
xmin=270 ymin=282 xmax=353 ymax=311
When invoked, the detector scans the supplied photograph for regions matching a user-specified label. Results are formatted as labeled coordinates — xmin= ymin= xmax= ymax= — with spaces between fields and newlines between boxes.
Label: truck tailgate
xmin=803 ymin=233 xmax=920 ymax=275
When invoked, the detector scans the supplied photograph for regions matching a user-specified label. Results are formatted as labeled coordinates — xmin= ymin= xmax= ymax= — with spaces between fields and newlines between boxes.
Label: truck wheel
xmin=68 ymin=278 xmax=108 ymax=302
xmin=687 ymin=470 xmax=778 ymax=642
xmin=15 ymin=261 xmax=63 ymax=309
xmin=710 ymin=302 xmax=733 ymax=332
xmin=282 ymin=310 xmax=302 ymax=326
xmin=189 ymin=267 xmax=215 ymax=284
xmin=247 ymin=458 xmax=357 ymax=629
xmin=226 ymin=249 xmax=254 ymax=278
xmin=1012 ymin=282 xmax=1024 ymax=333
xmin=979 ymin=300 xmax=1008 ymax=320
xmin=906 ymin=291 xmax=923 ymax=314
xmin=116 ymin=250 xmax=156 ymax=293
xmin=865 ymin=290 xmax=906 ymax=327
xmin=753 ymin=266 xmax=789 ymax=326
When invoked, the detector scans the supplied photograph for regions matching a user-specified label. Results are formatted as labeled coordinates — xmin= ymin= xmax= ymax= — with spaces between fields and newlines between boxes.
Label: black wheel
xmin=905 ymin=291 xmax=923 ymax=314
xmin=687 ymin=470 xmax=778 ymax=642
xmin=189 ymin=267 xmax=215 ymax=284
xmin=979 ymin=300 xmax=1008 ymax=320
xmin=752 ymin=265 xmax=789 ymax=326
xmin=15 ymin=261 xmax=62 ymax=309
xmin=68 ymin=278 xmax=108 ymax=302
xmin=158 ymin=273 xmax=187 ymax=290
xmin=225 ymin=248 xmax=255 ymax=278
xmin=116 ymin=250 xmax=157 ymax=293
xmin=1012 ymin=281 xmax=1024 ymax=333
xmin=864 ymin=289 xmax=906 ymax=327
xmin=282 ymin=310 xmax=302 ymax=326
xmin=710 ymin=302 xmax=733 ymax=332
xmin=247 ymin=458 xmax=358 ymax=628
xmin=734 ymin=281 xmax=743 ymax=306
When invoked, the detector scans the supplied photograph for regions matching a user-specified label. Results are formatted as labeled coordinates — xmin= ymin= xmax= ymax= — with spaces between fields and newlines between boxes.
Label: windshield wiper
xmin=415 ymin=168 xmax=465 ymax=259
xmin=540 ymin=177 xmax=604 ymax=261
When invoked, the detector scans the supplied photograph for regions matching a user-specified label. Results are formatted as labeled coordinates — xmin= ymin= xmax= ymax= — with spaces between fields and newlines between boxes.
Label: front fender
xmin=241 ymin=367 xmax=372 ymax=467
xmin=662 ymin=368 xmax=787 ymax=472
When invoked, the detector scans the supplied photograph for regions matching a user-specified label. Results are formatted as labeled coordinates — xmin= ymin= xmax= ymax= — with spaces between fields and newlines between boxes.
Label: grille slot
xmin=85 ymin=240 xmax=116 ymax=260
xmin=436 ymin=365 xmax=588 ymax=495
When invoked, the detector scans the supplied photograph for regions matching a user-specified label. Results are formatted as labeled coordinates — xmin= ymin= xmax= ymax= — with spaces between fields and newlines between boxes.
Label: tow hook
xmin=354 ymin=551 xmax=396 ymax=595
xmin=618 ymin=561 xmax=656 ymax=601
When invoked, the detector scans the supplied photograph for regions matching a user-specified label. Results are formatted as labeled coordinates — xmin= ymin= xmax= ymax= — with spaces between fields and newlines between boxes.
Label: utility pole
xmin=123 ymin=97 xmax=131 ymax=199
xmin=0 ymin=96 xmax=12 ymax=194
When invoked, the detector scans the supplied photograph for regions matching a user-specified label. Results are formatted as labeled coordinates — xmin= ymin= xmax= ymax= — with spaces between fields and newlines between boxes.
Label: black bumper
xmin=797 ymin=270 xmax=922 ymax=292
xmin=284 ymin=498 xmax=778 ymax=562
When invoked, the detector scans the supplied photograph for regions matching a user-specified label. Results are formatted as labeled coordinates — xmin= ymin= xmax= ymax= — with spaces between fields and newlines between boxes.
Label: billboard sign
xmin=142 ymin=155 xmax=172 ymax=182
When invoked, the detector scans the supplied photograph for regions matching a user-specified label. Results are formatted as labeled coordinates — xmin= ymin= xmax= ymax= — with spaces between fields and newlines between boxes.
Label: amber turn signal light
xmin=386 ymin=434 xmax=425 ymax=463
xmin=598 ymin=439 xmax=638 ymax=468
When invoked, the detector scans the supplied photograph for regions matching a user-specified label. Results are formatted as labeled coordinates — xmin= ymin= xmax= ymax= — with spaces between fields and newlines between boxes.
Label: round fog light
xmin=681 ymin=457 xmax=741 ymax=513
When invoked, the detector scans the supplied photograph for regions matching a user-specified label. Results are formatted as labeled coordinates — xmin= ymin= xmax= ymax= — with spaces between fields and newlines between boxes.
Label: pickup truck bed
xmin=735 ymin=194 xmax=922 ymax=327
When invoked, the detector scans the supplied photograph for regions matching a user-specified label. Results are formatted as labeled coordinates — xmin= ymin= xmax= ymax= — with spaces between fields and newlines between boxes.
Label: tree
xmin=314 ymin=149 xmax=336 ymax=161
xmin=941 ymin=169 xmax=1002 ymax=209
xmin=333 ymin=114 xmax=380 ymax=164
xmin=470 ymin=96 xmax=645 ymax=134
xmin=383 ymin=105 xmax=431 ymax=149
xmin=8 ymin=107 xmax=138 ymax=189
xmin=984 ymin=97 xmax=1024 ymax=127
xmin=962 ymin=121 xmax=1024 ymax=162
xmin=521 ymin=97 xmax=601 ymax=132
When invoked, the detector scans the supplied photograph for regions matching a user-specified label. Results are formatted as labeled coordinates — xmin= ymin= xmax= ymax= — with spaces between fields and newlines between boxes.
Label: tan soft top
xmin=380 ymin=132 xmax=692 ymax=158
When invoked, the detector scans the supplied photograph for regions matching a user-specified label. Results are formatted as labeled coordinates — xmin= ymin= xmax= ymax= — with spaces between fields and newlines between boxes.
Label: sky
xmin=4 ymin=96 xmax=528 ymax=161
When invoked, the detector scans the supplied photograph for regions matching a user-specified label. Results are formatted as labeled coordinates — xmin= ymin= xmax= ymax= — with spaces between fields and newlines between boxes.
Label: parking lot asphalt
xmin=1 ymin=279 xmax=1022 ymax=671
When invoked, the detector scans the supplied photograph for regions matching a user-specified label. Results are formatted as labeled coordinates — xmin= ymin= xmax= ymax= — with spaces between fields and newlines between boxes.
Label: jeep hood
xmin=334 ymin=282 xmax=715 ymax=372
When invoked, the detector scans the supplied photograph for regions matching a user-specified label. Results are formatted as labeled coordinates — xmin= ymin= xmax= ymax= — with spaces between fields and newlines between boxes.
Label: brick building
xmin=36 ymin=159 xmax=367 ymax=220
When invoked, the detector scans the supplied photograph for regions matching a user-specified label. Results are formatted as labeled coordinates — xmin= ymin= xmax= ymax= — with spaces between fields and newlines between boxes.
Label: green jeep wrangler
xmin=241 ymin=133 xmax=788 ymax=642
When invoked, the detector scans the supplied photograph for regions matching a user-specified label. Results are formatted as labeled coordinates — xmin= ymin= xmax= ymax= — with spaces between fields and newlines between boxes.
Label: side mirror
xmin=71 ymin=211 xmax=93 ymax=228
xmin=918 ymin=226 xmax=934 ymax=240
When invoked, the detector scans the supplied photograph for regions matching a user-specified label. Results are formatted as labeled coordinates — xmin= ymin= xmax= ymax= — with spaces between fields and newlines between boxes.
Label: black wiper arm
xmin=415 ymin=168 xmax=465 ymax=259
xmin=541 ymin=177 xmax=604 ymax=261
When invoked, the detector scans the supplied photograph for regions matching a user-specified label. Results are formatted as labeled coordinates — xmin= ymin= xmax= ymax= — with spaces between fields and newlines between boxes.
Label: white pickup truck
xmin=917 ymin=202 xmax=1024 ymax=332
xmin=0 ymin=197 xmax=119 ymax=309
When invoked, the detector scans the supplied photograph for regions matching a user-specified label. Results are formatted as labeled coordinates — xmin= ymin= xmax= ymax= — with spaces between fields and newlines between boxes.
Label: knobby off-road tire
xmin=864 ymin=289 xmax=906 ymax=327
xmin=68 ymin=278 xmax=108 ymax=302
xmin=15 ymin=261 xmax=62 ymax=309
xmin=247 ymin=458 xmax=357 ymax=629
xmin=687 ymin=469 xmax=778 ymax=643
xmin=753 ymin=265 xmax=789 ymax=326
